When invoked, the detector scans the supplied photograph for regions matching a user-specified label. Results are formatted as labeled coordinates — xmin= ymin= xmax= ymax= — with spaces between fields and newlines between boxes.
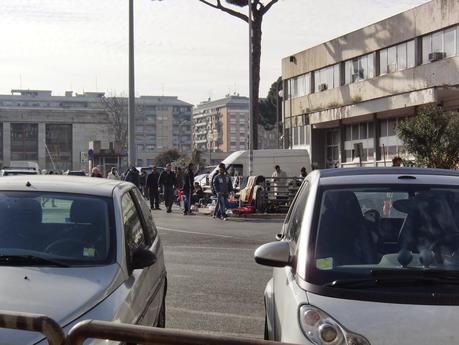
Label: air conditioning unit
xmin=429 ymin=52 xmax=446 ymax=62
xmin=318 ymin=83 xmax=328 ymax=92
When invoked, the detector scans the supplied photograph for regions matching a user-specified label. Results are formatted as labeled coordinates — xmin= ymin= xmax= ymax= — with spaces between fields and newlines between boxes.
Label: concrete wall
xmin=284 ymin=56 xmax=459 ymax=121
xmin=282 ymin=0 xmax=459 ymax=78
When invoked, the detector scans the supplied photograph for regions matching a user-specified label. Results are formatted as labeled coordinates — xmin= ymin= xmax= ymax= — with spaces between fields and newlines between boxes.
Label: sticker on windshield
xmin=83 ymin=248 xmax=96 ymax=257
xmin=316 ymin=257 xmax=333 ymax=270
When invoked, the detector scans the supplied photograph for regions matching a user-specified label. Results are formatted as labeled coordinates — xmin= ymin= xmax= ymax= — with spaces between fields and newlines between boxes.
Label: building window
xmin=314 ymin=64 xmax=340 ymax=91
xmin=422 ymin=26 xmax=458 ymax=64
xmin=345 ymin=53 xmax=375 ymax=84
xmin=46 ymin=124 xmax=72 ymax=171
xmin=344 ymin=122 xmax=374 ymax=141
xmin=287 ymin=73 xmax=311 ymax=98
xmin=11 ymin=123 xmax=38 ymax=161
xmin=380 ymin=40 xmax=416 ymax=75
xmin=380 ymin=118 xmax=398 ymax=137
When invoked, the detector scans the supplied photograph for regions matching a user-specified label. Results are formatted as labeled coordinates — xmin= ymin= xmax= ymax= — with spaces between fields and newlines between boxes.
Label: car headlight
xmin=299 ymin=305 xmax=371 ymax=345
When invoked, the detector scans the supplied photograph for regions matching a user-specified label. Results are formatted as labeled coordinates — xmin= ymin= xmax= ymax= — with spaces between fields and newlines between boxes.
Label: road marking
xmin=157 ymin=226 xmax=235 ymax=239
xmin=165 ymin=245 xmax=254 ymax=251
xmin=168 ymin=306 xmax=264 ymax=321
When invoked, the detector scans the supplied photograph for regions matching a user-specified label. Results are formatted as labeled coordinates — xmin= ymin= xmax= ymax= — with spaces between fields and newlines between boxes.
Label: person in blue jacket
xmin=212 ymin=163 xmax=233 ymax=220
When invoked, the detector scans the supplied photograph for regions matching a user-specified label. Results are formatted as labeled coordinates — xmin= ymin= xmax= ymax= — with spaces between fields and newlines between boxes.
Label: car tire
xmin=156 ymin=296 xmax=166 ymax=328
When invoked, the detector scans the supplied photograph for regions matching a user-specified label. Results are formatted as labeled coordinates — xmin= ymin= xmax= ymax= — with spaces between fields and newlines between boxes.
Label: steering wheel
xmin=45 ymin=239 xmax=88 ymax=257
xmin=429 ymin=232 xmax=459 ymax=265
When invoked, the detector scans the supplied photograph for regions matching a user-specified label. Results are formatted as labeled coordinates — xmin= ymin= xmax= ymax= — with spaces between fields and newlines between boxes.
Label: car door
xmin=272 ymin=179 xmax=311 ymax=341
xmin=120 ymin=189 xmax=163 ymax=326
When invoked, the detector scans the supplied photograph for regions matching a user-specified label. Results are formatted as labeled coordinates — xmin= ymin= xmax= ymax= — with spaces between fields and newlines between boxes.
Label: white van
xmin=210 ymin=149 xmax=311 ymax=178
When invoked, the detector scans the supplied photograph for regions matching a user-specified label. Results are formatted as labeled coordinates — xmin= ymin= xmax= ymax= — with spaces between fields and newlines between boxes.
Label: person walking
xmin=159 ymin=163 xmax=177 ymax=213
xmin=107 ymin=167 xmax=120 ymax=180
xmin=183 ymin=163 xmax=195 ymax=215
xmin=213 ymin=163 xmax=233 ymax=220
xmin=124 ymin=166 xmax=140 ymax=188
xmin=147 ymin=166 xmax=161 ymax=210
xmin=139 ymin=171 xmax=147 ymax=196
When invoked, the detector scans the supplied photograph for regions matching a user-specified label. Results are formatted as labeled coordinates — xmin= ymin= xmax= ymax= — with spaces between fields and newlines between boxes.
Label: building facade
xmin=193 ymin=95 xmax=249 ymax=154
xmin=0 ymin=90 xmax=192 ymax=172
xmin=282 ymin=0 xmax=459 ymax=168
xmin=136 ymin=96 xmax=193 ymax=167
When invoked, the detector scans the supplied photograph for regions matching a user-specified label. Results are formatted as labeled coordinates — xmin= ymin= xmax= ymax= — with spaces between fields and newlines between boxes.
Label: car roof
xmin=319 ymin=167 xmax=459 ymax=178
xmin=316 ymin=167 xmax=459 ymax=186
xmin=0 ymin=175 xmax=130 ymax=197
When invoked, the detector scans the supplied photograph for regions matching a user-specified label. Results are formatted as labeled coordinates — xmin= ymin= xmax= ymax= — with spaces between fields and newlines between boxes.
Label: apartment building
xmin=193 ymin=95 xmax=249 ymax=154
xmin=136 ymin=96 xmax=193 ymax=167
xmin=0 ymin=90 xmax=192 ymax=171
xmin=282 ymin=0 xmax=459 ymax=168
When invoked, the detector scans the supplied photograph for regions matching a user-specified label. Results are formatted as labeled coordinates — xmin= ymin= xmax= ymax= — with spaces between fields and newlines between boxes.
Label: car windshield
xmin=0 ymin=192 xmax=114 ymax=266
xmin=312 ymin=185 xmax=459 ymax=285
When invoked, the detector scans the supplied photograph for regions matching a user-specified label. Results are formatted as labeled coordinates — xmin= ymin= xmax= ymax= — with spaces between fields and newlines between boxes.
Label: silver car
xmin=255 ymin=167 xmax=459 ymax=345
xmin=0 ymin=176 xmax=166 ymax=344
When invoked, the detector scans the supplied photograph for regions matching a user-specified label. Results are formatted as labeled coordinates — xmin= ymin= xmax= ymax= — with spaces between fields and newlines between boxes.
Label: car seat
xmin=316 ymin=190 xmax=379 ymax=266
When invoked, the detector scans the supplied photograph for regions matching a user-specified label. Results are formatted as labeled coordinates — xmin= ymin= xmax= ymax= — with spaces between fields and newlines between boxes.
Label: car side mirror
xmin=132 ymin=247 xmax=157 ymax=270
xmin=254 ymin=241 xmax=291 ymax=267
xmin=275 ymin=233 xmax=283 ymax=241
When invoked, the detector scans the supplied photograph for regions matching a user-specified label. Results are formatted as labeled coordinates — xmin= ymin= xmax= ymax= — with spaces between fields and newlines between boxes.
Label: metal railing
xmin=0 ymin=311 xmax=299 ymax=345
xmin=0 ymin=310 xmax=65 ymax=345
xmin=236 ymin=176 xmax=303 ymax=213
xmin=67 ymin=320 xmax=294 ymax=345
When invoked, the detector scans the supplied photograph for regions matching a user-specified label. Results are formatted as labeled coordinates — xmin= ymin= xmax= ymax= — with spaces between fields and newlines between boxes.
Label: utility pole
xmin=128 ymin=0 xmax=136 ymax=167
xmin=248 ymin=1 xmax=254 ymax=176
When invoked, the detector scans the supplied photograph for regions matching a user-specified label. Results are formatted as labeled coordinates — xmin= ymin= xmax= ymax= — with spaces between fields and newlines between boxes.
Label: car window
xmin=0 ymin=192 xmax=113 ymax=264
xmin=130 ymin=187 xmax=157 ymax=242
xmin=121 ymin=192 xmax=146 ymax=253
xmin=286 ymin=182 xmax=310 ymax=243
xmin=311 ymin=186 xmax=459 ymax=285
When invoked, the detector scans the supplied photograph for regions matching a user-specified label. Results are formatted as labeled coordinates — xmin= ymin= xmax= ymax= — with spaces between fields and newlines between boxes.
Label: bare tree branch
xmin=260 ymin=0 xmax=279 ymax=15
xmin=198 ymin=0 xmax=248 ymax=22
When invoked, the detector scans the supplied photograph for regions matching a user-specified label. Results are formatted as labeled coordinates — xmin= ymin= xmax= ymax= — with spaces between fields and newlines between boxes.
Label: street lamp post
xmin=128 ymin=0 xmax=136 ymax=167
xmin=248 ymin=1 xmax=254 ymax=176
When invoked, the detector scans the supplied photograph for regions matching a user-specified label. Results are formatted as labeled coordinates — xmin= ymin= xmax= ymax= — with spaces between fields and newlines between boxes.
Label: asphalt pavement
xmin=152 ymin=208 xmax=282 ymax=339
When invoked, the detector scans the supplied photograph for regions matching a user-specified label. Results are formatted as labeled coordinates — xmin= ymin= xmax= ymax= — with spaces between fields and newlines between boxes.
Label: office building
xmin=282 ymin=0 xmax=459 ymax=168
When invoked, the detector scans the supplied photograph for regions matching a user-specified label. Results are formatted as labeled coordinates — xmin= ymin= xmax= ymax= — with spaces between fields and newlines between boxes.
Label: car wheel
xmin=156 ymin=296 xmax=166 ymax=328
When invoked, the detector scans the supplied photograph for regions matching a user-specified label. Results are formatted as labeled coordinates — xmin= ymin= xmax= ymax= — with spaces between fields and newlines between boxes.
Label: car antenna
xmin=26 ymin=181 xmax=31 ymax=187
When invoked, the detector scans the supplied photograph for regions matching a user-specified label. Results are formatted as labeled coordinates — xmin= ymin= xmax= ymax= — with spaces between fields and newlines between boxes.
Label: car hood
xmin=307 ymin=292 xmax=459 ymax=345
xmin=0 ymin=264 xmax=123 ymax=345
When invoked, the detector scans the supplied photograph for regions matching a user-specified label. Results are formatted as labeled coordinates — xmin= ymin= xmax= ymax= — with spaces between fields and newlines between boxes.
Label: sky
xmin=0 ymin=0 xmax=430 ymax=106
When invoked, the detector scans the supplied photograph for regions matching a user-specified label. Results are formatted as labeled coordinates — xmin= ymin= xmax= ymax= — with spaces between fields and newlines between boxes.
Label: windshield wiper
xmin=325 ymin=269 xmax=459 ymax=288
xmin=0 ymin=255 xmax=69 ymax=267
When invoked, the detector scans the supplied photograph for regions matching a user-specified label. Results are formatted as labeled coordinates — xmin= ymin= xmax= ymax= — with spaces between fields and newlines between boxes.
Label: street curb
xmin=195 ymin=210 xmax=285 ymax=221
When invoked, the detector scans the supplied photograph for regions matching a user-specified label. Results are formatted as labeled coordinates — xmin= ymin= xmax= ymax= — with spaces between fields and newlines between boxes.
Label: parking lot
xmin=153 ymin=210 xmax=282 ymax=338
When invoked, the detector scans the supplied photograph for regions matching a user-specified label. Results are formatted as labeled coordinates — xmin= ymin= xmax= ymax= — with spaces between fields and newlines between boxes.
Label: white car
xmin=255 ymin=167 xmax=459 ymax=345
xmin=0 ymin=176 xmax=167 ymax=344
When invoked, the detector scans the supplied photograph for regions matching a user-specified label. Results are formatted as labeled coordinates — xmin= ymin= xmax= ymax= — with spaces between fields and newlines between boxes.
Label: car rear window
xmin=0 ymin=191 xmax=115 ymax=265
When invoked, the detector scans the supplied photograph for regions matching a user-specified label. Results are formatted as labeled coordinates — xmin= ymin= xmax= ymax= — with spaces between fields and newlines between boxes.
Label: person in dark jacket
xmin=158 ymin=163 xmax=176 ymax=213
xmin=146 ymin=166 xmax=161 ymax=210
xmin=213 ymin=163 xmax=233 ymax=220
xmin=124 ymin=166 xmax=140 ymax=188
xmin=182 ymin=163 xmax=195 ymax=215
